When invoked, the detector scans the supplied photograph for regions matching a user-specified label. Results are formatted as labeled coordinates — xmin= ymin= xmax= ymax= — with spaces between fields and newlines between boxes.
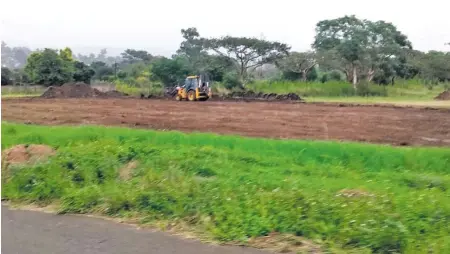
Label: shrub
xmin=223 ymin=72 xmax=241 ymax=89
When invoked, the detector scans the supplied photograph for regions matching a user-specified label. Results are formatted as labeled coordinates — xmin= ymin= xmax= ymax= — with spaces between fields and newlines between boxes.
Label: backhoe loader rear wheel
xmin=187 ymin=90 xmax=196 ymax=101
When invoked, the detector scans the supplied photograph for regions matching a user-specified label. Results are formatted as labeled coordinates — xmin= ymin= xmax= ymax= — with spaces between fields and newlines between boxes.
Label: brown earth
xmin=2 ymin=144 xmax=55 ymax=166
xmin=435 ymin=90 xmax=450 ymax=100
xmin=1 ymin=144 xmax=56 ymax=180
xmin=41 ymin=82 xmax=128 ymax=98
xmin=2 ymin=97 xmax=450 ymax=147
xmin=119 ymin=160 xmax=138 ymax=181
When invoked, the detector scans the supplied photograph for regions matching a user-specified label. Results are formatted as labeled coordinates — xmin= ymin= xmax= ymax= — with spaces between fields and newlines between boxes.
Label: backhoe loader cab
xmin=175 ymin=74 xmax=212 ymax=101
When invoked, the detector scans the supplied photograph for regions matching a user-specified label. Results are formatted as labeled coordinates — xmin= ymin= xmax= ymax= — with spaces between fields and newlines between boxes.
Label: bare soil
xmin=41 ymin=82 xmax=127 ymax=98
xmin=435 ymin=90 xmax=450 ymax=100
xmin=1 ymin=144 xmax=56 ymax=180
xmin=2 ymin=144 xmax=55 ymax=166
xmin=2 ymin=97 xmax=450 ymax=147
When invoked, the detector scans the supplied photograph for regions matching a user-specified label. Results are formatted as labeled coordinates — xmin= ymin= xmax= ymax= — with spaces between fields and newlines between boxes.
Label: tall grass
xmin=2 ymin=122 xmax=450 ymax=253
xmin=113 ymin=80 xmax=164 ymax=96
xmin=246 ymin=79 xmax=448 ymax=99
xmin=1 ymin=85 xmax=45 ymax=97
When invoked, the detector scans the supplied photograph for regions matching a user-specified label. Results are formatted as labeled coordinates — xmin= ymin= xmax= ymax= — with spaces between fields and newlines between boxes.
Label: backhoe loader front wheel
xmin=187 ymin=90 xmax=196 ymax=101
xmin=175 ymin=94 xmax=182 ymax=101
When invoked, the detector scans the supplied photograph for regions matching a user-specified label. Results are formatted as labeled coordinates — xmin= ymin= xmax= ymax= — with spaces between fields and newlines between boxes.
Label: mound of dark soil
xmin=225 ymin=90 xmax=302 ymax=101
xmin=435 ymin=90 xmax=450 ymax=100
xmin=41 ymin=82 xmax=128 ymax=98
xmin=104 ymin=90 xmax=128 ymax=97
xmin=164 ymin=87 xmax=178 ymax=97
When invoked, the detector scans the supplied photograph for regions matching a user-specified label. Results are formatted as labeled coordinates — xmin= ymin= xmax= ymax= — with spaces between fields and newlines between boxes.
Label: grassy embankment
xmin=2 ymin=122 xmax=450 ymax=253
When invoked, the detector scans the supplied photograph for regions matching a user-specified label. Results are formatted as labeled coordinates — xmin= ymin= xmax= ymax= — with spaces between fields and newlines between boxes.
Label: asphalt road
xmin=2 ymin=205 xmax=267 ymax=254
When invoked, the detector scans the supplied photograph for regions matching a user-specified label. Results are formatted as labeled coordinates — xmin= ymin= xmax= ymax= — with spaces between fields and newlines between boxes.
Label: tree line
xmin=2 ymin=15 xmax=450 ymax=90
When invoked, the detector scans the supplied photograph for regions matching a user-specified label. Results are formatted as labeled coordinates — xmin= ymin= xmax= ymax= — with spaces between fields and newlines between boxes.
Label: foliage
xmin=222 ymin=72 xmax=242 ymax=89
xmin=282 ymin=67 xmax=319 ymax=82
xmin=11 ymin=68 xmax=31 ymax=84
xmin=247 ymin=80 xmax=388 ymax=97
xmin=113 ymin=80 xmax=163 ymax=96
xmin=276 ymin=51 xmax=317 ymax=81
xmin=313 ymin=15 xmax=411 ymax=87
xmin=203 ymin=35 xmax=290 ymax=83
xmin=1 ymin=41 xmax=32 ymax=69
xmin=176 ymin=27 xmax=204 ymax=68
xmin=151 ymin=57 xmax=192 ymax=87
xmin=324 ymin=70 xmax=343 ymax=82
xmin=175 ymin=28 xmax=234 ymax=81
xmin=246 ymin=79 xmax=449 ymax=99
xmin=74 ymin=48 xmax=122 ymax=66
xmin=73 ymin=61 xmax=95 ymax=84
xmin=2 ymin=122 xmax=450 ymax=253
xmin=24 ymin=49 xmax=74 ymax=86
xmin=1 ymin=67 xmax=13 ymax=85
xmin=5 ymin=17 xmax=450 ymax=95
xmin=90 ymin=61 xmax=115 ymax=81
xmin=121 ymin=49 xmax=153 ymax=64
xmin=412 ymin=51 xmax=450 ymax=82
xmin=59 ymin=47 xmax=74 ymax=62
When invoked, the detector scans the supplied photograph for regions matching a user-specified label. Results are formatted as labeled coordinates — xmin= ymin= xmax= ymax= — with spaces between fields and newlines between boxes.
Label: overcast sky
xmin=1 ymin=0 xmax=449 ymax=56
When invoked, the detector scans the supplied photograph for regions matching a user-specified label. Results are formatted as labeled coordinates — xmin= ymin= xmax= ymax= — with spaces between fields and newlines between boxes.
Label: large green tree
xmin=313 ymin=15 xmax=411 ymax=88
xmin=176 ymin=27 xmax=203 ymax=66
xmin=24 ymin=48 xmax=74 ymax=86
xmin=73 ymin=61 xmax=95 ymax=84
xmin=121 ymin=49 xmax=153 ymax=64
xmin=90 ymin=61 xmax=115 ymax=81
xmin=413 ymin=51 xmax=450 ymax=82
xmin=175 ymin=28 xmax=234 ymax=81
xmin=151 ymin=57 xmax=192 ymax=87
xmin=203 ymin=36 xmax=290 ymax=84
xmin=276 ymin=51 xmax=317 ymax=81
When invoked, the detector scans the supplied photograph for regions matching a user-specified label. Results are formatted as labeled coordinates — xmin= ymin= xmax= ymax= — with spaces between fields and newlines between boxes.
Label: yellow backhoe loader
xmin=175 ymin=74 xmax=212 ymax=101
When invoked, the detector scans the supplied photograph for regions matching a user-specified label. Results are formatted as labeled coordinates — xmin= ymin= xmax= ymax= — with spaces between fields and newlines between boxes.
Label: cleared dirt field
xmin=2 ymin=97 xmax=450 ymax=147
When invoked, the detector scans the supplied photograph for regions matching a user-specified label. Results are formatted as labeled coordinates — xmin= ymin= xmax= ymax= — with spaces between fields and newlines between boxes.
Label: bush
xmin=356 ymin=82 xmax=388 ymax=97
xmin=223 ymin=72 xmax=241 ymax=89
xmin=329 ymin=70 xmax=343 ymax=81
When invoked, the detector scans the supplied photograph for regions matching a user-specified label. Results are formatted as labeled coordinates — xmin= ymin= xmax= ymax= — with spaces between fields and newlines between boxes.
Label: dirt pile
xmin=2 ymin=144 xmax=55 ymax=166
xmin=435 ymin=90 xmax=450 ymax=100
xmin=224 ymin=90 xmax=302 ymax=101
xmin=41 ymin=82 xmax=128 ymax=98
xmin=104 ymin=90 xmax=129 ymax=98
xmin=2 ymin=144 xmax=56 ymax=180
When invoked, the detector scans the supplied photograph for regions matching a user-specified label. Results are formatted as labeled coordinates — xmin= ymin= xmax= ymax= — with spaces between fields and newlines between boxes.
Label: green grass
xmin=2 ymin=122 xmax=450 ymax=253
xmin=305 ymin=97 xmax=450 ymax=108
xmin=1 ymin=85 xmax=46 ymax=97
xmin=246 ymin=79 xmax=448 ymax=102
xmin=114 ymin=80 xmax=164 ymax=97
xmin=1 ymin=93 xmax=40 ymax=98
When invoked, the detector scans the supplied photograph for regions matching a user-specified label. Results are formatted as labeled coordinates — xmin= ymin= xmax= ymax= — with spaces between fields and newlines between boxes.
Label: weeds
xmin=2 ymin=122 xmax=450 ymax=253
xmin=245 ymin=79 xmax=447 ymax=99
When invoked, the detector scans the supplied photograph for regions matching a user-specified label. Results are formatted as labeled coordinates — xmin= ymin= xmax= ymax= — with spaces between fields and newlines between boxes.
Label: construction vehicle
xmin=175 ymin=73 xmax=212 ymax=101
